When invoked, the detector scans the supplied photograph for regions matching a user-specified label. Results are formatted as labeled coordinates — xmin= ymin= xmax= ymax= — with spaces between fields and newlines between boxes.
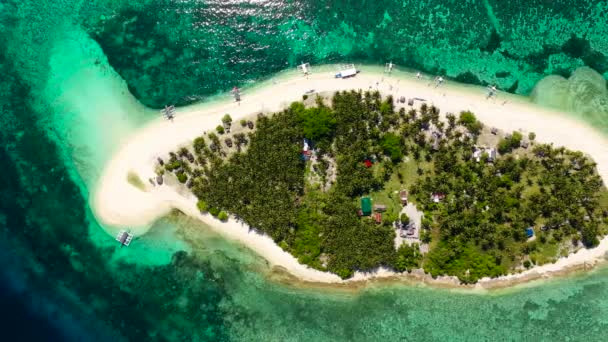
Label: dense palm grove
xmin=159 ymin=91 xmax=608 ymax=283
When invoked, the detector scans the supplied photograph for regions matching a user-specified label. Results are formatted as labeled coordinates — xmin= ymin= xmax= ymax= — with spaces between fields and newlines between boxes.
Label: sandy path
xmin=91 ymin=67 xmax=608 ymax=286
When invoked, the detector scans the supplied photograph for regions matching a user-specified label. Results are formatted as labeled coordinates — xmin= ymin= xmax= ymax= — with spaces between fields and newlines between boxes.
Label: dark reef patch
xmin=562 ymin=34 xmax=608 ymax=74
xmin=507 ymin=80 xmax=519 ymax=93
xmin=482 ymin=29 xmax=502 ymax=54
xmin=495 ymin=71 xmax=511 ymax=78
xmin=454 ymin=71 xmax=484 ymax=86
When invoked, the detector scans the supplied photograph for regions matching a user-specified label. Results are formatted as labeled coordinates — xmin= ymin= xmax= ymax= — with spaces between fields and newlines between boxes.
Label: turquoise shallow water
xmin=1 ymin=0 xmax=608 ymax=340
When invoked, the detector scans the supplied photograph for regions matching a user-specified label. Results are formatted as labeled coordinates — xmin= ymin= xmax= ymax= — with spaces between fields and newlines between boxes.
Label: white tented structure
xmin=297 ymin=62 xmax=311 ymax=75
xmin=335 ymin=64 xmax=358 ymax=78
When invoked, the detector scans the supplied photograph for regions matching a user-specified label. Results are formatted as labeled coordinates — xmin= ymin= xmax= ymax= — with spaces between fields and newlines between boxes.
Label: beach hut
xmin=361 ymin=197 xmax=372 ymax=216
xmin=487 ymin=148 xmax=497 ymax=162
xmin=374 ymin=212 xmax=382 ymax=224
xmin=526 ymin=227 xmax=534 ymax=238
xmin=473 ymin=147 xmax=483 ymax=162
xmin=374 ymin=204 xmax=387 ymax=212
xmin=431 ymin=192 xmax=445 ymax=203
xmin=399 ymin=190 xmax=408 ymax=205
xmin=301 ymin=139 xmax=312 ymax=160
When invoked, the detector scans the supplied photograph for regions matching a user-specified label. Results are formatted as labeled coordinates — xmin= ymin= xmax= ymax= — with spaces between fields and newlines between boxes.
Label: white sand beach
xmin=92 ymin=66 xmax=608 ymax=287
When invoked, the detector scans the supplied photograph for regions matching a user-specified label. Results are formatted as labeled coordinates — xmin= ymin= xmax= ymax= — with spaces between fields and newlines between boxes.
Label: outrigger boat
xmin=335 ymin=64 xmax=359 ymax=78
xmin=161 ymin=105 xmax=176 ymax=120
xmin=115 ymin=230 xmax=134 ymax=247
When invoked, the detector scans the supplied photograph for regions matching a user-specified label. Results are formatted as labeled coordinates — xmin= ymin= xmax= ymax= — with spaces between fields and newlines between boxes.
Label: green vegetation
xmin=291 ymin=102 xmax=336 ymax=146
xmin=216 ymin=125 xmax=225 ymax=134
xmin=458 ymin=111 xmax=482 ymax=135
xmin=209 ymin=207 xmax=220 ymax=217
xmin=380 ymin=133 xmax=403 ymax=162
xmin=162 ymin=91 xmax=608 ymax=283
xmin=218 ymin=211 xmax=228 ymax=221
xmin=222 ymin=114 xmax=232 ymax=126
xmin=176 ymin=172 xmax=188 ymax=183
xmin=127 ymin=172 xmax=147 ymax=191
xmin=498 ymin=131 xmax=523 ymax=153
xmin=394 ymin=243 xmax=421 ymax=272
xmin=197 ymin=200 xmax=208 ymax=213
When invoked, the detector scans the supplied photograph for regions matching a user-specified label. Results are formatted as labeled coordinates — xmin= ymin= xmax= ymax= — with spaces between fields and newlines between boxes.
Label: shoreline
xmin=91 ymin=65 xmax=608 ymax=290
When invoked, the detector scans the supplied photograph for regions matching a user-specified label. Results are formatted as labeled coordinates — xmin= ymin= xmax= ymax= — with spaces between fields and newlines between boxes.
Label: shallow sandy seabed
xmin=91 ymin=65 xmax=608 ymax=289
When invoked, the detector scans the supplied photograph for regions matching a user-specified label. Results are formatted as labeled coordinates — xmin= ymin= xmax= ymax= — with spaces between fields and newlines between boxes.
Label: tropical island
xmin=92 ymin=68 xmax=608 ymax=287
xmin=155 ymin=90 xmax=608 ymax=283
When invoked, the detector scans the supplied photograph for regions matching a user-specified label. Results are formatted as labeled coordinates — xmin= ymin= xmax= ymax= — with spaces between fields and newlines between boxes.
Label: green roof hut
xmin=361 ymin=197 xmax=372 ymax=216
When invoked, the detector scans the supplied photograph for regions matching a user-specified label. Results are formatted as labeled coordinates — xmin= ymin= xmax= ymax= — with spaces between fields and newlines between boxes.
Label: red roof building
xmin=364 ymin=160 xmax=373 ymax=168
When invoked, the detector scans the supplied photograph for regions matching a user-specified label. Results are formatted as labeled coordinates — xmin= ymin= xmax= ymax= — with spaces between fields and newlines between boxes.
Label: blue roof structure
xmin=526 ymin=227 xmax=534 ymax=238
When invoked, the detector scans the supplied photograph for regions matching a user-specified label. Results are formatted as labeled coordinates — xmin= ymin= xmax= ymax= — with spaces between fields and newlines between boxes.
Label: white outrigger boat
xmin=115 ymin=230 xmax=134 ymax=247
xmin=335 ymin=64 xmax=359 ymax=78
xmin=297 ymin=62 xmax=311 ymax=75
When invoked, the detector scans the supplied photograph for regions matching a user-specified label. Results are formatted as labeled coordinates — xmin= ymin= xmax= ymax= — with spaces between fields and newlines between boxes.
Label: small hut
xmin=399 ymin=190 xmax=408 ymax=205
xmin=374 ymin=212 xmax=382 ymax=224
xmin=361 ymin=197 xmax=372 ymax=216
xmin=487 ymin=148 xmax=497 ymax=162
xmin=431 ymin=192 xmax=446 ymax=203
xmin=374 ymin=204 xmax=387 ymax=212
xmin=526 ymin=227 xmax=535 ymax=238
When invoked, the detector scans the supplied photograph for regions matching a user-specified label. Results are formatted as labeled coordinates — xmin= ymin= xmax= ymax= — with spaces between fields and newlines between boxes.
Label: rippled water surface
xmin=1 ymin=0 xmax=608 ymax=340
